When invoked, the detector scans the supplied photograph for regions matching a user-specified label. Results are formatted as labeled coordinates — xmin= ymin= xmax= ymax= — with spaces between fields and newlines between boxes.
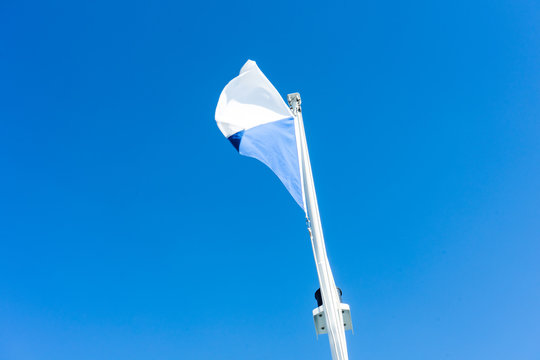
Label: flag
xmin=215 ymin=60 xmax=305 ymax=210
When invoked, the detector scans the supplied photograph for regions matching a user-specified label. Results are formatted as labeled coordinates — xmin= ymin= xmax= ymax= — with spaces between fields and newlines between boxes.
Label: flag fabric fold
xmin=215 ymin=60 xmax=305 ymax=210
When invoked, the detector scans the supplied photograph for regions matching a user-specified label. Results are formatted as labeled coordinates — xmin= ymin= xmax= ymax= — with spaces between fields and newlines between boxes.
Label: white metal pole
xmin=288 ymin=93 xmax=349 ymax=360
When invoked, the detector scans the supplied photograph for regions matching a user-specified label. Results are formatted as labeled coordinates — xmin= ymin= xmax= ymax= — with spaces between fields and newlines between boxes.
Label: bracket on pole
xmin=313 ymin=304 xmax=353 ymax=336
xmin=287 ymin=92 xmax=302 ymax=114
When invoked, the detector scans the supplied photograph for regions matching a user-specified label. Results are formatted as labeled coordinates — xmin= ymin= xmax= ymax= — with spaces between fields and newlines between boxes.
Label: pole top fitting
xmin=287 ymin=92 xmax=302 ymax=114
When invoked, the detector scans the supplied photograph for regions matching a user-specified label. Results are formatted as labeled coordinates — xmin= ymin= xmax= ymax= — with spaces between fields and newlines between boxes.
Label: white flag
xmin=215 ymin=60 xmax=305 ymax=210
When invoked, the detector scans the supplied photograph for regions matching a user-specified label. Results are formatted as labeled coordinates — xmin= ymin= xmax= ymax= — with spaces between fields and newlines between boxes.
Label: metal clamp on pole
xmin=287 ymin=93 xmax=302 ymax=115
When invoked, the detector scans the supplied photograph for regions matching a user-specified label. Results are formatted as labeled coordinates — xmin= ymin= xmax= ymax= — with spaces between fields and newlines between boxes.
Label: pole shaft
xmin=289 ymin=94 xmax=349 ymax=360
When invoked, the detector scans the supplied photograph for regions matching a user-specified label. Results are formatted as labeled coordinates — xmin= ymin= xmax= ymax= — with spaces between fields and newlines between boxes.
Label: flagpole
xmin=288 ymin=93 xmax=349 ymax=360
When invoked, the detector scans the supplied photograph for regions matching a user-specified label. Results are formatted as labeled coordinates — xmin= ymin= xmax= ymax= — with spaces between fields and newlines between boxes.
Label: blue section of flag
xmin=227 ymin=117 xmax=304 ymax=209
xmin=228 ymin=130 xmax=244 ymax=151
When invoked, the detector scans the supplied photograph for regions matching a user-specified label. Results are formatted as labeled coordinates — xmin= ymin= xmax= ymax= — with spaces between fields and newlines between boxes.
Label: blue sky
xmin=1 ymin=0 xmax=539 ymax=359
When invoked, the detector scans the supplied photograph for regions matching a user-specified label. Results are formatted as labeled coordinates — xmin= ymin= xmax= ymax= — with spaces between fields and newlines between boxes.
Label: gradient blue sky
xmin=1 ymin=0 xmax=539 ymax=359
